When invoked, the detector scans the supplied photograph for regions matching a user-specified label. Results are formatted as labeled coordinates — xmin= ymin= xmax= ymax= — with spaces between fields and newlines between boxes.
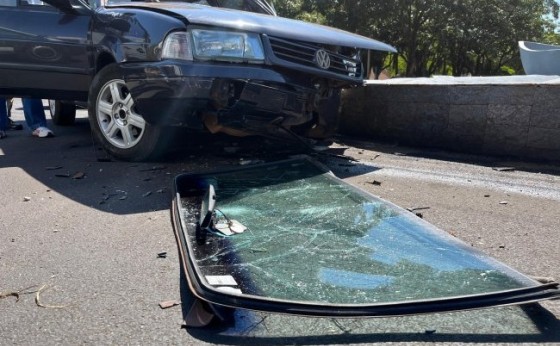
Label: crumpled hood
xmin=110 ymin=2 xmax=397 ymax=53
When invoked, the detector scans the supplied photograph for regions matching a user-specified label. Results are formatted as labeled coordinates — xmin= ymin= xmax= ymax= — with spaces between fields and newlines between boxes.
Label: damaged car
xmin=0 ymin=0 xmax=395 ymax=161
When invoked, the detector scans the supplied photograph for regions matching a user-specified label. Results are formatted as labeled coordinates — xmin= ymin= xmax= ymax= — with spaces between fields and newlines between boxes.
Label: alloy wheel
xmin=95 ymin=79 xmax=146 ymax=149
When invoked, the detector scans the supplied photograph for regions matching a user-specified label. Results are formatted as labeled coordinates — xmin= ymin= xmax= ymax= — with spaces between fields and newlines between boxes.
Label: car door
xmin=0 ymin=0 xmax=93 ymax=101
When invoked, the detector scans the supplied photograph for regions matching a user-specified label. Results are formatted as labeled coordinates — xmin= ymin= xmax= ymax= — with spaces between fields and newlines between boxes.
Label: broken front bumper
xmin=122 ymin=61 xmax=318 ymax=135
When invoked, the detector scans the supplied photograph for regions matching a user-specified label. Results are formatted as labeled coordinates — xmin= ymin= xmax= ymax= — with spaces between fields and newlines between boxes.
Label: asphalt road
xmin=1 ymin=100 xmax=559 ymax=345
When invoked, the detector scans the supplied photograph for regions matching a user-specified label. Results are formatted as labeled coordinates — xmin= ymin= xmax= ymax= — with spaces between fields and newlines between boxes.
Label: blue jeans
xmin=0 ymin=98 xmax=8 ymax=132
xmin=22 ymin=98 xmax=47 ymax=130
xmin=0 ymin=98 xmax=47 ymax=131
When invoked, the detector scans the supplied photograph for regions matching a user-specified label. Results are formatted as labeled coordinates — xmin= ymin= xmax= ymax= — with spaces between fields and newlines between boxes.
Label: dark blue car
xmin=0 ymin=0 xmax=395 ymax=160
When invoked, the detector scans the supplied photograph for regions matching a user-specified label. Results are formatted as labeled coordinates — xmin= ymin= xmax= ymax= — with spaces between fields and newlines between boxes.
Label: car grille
xmin=268 ymin=36 xmax=361 ymax=78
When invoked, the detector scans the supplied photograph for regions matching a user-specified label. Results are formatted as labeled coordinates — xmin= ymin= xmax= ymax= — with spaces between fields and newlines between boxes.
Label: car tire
xmin=306 ymin=88 xmax=341 ymax=139
xmin=49 ymin=99 xmax=76 ymax=126
xmin=88 ymin=64 xmax=166 ymax=162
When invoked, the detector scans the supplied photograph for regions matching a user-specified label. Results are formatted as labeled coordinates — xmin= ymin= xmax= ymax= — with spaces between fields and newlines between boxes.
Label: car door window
xmin=19 ymin=0 xmax=55 ymax=9
xmin=0 ymin=0 xmax=17 ymax=6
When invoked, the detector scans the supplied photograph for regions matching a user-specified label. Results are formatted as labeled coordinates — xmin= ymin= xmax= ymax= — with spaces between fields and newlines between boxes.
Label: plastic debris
xmin=71 ymin=172 xmax=86 ymax=180
xmin=159 ymin=300 xmax=181 ymax=309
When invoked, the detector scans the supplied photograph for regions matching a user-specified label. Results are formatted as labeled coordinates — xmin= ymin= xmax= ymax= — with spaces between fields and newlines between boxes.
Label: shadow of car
xmin=0 ymin=0 xmax=395 ymax=161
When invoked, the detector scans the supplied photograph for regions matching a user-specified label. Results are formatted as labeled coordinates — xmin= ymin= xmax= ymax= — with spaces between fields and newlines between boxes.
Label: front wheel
xmin=49 ymin=100 xmax=76 ymax=126
xmin=88 ymin=64 xmax=165 ymax=161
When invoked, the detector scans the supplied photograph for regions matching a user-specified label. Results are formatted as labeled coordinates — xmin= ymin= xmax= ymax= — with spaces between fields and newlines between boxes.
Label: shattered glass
xmin=177 ymin=158 xmax=546 ymax=307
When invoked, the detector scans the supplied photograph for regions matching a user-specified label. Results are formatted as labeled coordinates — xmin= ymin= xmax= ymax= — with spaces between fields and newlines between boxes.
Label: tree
xmin=269 ymin=0 xmax=559 ymax=76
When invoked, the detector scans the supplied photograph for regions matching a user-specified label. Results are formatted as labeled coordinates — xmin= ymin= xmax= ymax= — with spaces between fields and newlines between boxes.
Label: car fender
xmin=92 ymin=8 xmax=186 ymax=65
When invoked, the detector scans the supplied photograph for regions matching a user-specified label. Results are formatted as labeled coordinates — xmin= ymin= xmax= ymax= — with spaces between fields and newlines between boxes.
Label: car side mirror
xmin=42 ymin=0 xmax=83 ymax=14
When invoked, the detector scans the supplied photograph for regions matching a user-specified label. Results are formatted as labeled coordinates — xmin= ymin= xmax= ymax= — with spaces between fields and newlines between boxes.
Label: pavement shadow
xmin=337 ymin=135 xmax=560 ymax=177
xmin=0 ymin=116 xmax=343 ymax=215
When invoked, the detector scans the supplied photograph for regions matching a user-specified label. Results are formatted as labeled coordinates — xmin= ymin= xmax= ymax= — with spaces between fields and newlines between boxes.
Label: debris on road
xmin=142 ymin=191 xmax=153 ymax=198
xmin=35 ymin=285 xmax=69 ymax=309
xmin=499 ymin=201 xmax=509 ymax=205
xmin=45 ymin=166 xmax=63 ymax=171
xmin=369 ymin=180 xmax=382 ymax=186
xmin=406 ymin=206 xmax=431 ymax=212
xmin=157 ymin=252 xmax=167 ymax=259
xmin=159 ymin=300 xmax=181 ymax=309
xmin=0 ymin=291 xmax=20 ymax=302
xmin=23 ymin=196 xmax=31 ymax=202
xmin=492 ymin=167 xmax=516 ymax=172
xmin=1 ymin=284 xmax=67 ymax=309
xmin=71 ymin=172 xmax=86 ymax=180
xmin=531 ymin=276 xmax=556 ymax=284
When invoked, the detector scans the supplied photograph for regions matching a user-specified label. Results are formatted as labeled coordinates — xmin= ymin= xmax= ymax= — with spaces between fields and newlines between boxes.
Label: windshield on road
xmin=173 ymin=157 xmax=560 ymax=317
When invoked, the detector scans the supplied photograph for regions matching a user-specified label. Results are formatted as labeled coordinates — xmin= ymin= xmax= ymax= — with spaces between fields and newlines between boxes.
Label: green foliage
xmin=269 ymin=0 xmax=559 ymax=77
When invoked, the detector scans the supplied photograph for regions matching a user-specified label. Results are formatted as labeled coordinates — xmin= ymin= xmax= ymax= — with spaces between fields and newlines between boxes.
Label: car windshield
xmin=105 ymin=0 xmax=276 ymax=15
xmin=173 ymin=157 xmax=559 ymax=317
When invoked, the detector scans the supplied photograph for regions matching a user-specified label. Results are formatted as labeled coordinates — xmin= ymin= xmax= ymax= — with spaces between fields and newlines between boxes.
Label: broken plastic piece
xmin=159 ymin=300 xmax=181 ymax=309
xmin=214 ymin=220 xmax=247 ymax=235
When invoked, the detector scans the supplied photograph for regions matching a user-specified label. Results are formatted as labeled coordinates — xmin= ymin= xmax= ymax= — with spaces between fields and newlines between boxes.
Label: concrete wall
xmin=340 ymin=76 xmax=560 ymax=162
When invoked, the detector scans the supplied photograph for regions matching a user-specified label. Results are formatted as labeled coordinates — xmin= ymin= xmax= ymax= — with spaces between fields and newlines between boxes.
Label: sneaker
xmin=32 ymin=126 xmax=54 ymax=138
xmin=0 ymin=130 xmax=6 ymax=139
xmin=8 ymin=118 xmax=23 ymax=131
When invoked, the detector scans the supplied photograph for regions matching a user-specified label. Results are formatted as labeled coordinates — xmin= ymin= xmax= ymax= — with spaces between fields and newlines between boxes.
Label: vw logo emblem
xmin=315 ymin=49 xmax=331 ymax=69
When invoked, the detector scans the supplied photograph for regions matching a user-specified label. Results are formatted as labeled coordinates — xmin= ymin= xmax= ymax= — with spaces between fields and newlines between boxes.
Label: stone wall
xmin=339 ymin=76 xmax=560 ymax=162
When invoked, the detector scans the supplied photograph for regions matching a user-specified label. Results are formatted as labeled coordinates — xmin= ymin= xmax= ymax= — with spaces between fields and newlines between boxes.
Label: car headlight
xmin=161 ymin=32 xmax=193 ymax=61
xmin=191 ymin=29 xmax=265 ymax=63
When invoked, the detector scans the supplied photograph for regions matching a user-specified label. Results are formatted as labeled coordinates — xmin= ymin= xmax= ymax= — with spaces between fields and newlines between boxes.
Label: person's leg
xmin=0 ymin=98 xmax=8 ymax=138
xmin=22 ymin=98 xmax=47 ymax=129
xmin=7 ymin=98 xmax=23 ymax=130
xmin=22 ymin=98 xmax=53 ymax=137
